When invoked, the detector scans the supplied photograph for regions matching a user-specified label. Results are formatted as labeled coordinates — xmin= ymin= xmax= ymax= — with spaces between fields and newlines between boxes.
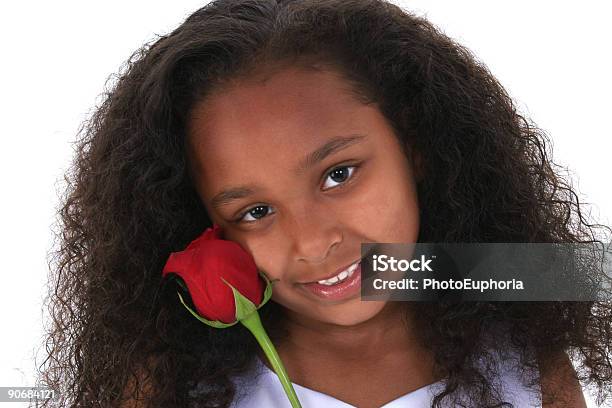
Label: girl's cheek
xmin=245 ymin=239 xmax=285 ymax=280
xmin=220 ymin=233 xmax=277 ymax=278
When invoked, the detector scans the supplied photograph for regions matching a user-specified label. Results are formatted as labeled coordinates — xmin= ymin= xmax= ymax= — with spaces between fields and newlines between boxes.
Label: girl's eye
xmin=239 ymin=205 xmax=274 ymax=223
xmin=322 ymin=165 xmax=356 ymax=190
xmin=236 ymin=165 xmax=357 ymax=224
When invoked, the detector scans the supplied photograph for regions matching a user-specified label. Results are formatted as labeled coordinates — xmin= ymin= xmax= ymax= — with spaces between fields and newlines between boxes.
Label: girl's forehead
xmin=186 ymin=66 xmax=382 ymax=169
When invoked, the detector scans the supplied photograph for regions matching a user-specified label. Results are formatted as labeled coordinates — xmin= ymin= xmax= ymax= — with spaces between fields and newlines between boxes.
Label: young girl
xmin=40 ymin=0 xmax=612 ymax=407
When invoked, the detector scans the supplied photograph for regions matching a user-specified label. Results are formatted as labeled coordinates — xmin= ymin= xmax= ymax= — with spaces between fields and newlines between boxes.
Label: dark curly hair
xmin=38 ymin=0 xmax=612 ymax=407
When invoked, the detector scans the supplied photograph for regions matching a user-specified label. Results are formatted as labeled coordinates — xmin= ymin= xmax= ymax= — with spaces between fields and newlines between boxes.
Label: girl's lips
xmin=299 ymin=261 xmax=362 ymax=301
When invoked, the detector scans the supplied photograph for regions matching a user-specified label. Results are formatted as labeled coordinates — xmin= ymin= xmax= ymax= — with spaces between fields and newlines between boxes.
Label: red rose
xmin=161 ymin=224 xmax=302 ymax=407
xmin=162 ymin=224 xmax=266 ymax=324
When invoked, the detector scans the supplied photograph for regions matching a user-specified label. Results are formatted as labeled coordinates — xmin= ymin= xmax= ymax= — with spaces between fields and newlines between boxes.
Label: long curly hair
xmin=39 ymin=0 xmax=612 ymax=406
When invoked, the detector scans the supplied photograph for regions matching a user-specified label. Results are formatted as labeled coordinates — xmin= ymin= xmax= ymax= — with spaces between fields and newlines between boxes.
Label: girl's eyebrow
xmin=210 ymin=134 xmax=367 ymax=210
xmin=294 ymin=133 xmax=367 ymax=175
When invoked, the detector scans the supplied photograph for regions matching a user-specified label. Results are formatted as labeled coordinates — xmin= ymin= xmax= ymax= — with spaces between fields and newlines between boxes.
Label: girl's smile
xmin=299 ymin=257 xmax=363 ymax=302
xmin=186 ymin=63 xmax=421 ymax=327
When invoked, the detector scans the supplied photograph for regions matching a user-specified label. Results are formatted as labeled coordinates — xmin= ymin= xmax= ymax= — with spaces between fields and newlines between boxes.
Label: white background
xmin=0 ymin=1 xmax=610 ymax=407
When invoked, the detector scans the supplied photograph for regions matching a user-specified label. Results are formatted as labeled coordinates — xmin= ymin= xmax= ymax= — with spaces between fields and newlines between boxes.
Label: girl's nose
xmin=285 ymin=204 xmax=343 ymax=264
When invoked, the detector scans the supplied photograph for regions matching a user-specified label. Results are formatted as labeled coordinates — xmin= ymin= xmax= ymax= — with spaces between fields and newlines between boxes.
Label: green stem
xmin=240 ymin=312 xmax=302 ymax=408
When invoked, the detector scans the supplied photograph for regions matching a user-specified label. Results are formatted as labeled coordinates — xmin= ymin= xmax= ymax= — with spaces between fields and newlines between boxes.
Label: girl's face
xmin=187 ymin=65 xmax=420 ymax=327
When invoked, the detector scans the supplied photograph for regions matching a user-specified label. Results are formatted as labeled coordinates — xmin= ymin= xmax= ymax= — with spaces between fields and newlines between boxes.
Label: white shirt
xmin=229 ymin=347 xmax=543 ymax=407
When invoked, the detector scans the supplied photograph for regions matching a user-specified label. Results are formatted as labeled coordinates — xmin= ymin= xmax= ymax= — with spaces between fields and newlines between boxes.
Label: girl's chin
xmin=300 ymin=299 xmax=389 ymax=327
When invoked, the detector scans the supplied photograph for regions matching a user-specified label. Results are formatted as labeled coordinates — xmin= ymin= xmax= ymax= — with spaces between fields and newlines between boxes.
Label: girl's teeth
xmin=320 ymin=276 xmax=339 ymax=285
xmin=317 ymin=262 xmax=359 ymax=285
